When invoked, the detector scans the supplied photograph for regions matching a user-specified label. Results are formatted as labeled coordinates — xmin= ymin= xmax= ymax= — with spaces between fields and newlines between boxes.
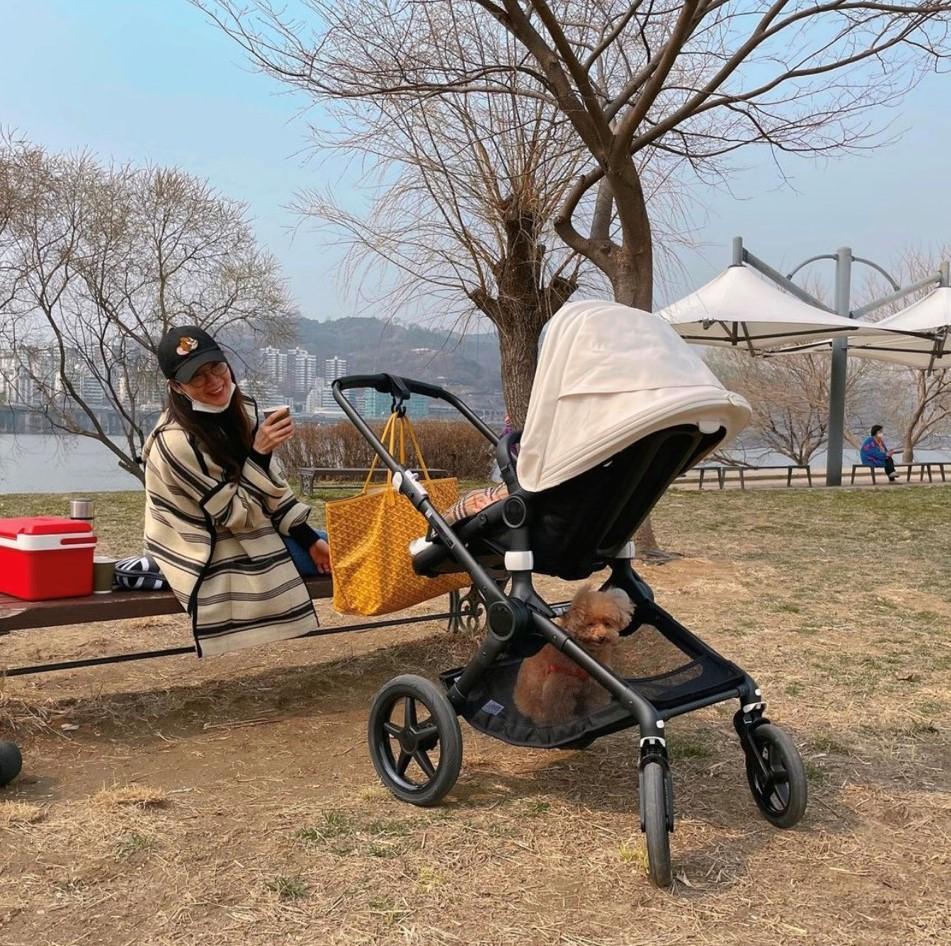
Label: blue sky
xmin=2 ymin=1 xmax=949 ymax=320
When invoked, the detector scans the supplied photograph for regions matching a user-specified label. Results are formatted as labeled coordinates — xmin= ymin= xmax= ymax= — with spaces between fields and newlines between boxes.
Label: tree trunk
xmin=902 ymin=434 xmax=914 ymax=463
xmin=607 ymin=172 xmax=670 ymax=561
xmin=497 ymin=316 xmax=540 ymax=428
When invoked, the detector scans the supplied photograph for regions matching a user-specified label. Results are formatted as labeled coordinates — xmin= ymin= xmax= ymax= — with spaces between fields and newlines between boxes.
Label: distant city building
xmin=260 ymin=347 xmax=288 ymax=388
xmin=324 ymin=356 xmax=348 ymax=383
xmin=305 ymin=378 xmax=328 ymax=414
xmin=363 ymin=388 xmax=429 ymax=420
xmin=287 ymin=346 xmax=318 ymax=397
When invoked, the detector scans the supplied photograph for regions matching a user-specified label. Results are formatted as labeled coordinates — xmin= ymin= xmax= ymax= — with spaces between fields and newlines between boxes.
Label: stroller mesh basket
xmin=441 ymin=613 xmax=748 ymax=749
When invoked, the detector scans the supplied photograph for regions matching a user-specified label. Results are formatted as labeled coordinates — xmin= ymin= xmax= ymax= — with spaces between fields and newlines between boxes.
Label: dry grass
xmin=1 ymin=486 xmax=950 ymax=945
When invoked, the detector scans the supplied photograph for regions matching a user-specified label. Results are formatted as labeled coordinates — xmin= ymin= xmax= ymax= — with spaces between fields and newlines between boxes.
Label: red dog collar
xmin=547 ymin=662 xmax=589 ymax=682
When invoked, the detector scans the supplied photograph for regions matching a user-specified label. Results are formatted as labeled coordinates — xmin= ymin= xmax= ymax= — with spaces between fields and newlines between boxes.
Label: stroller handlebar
xmin=332 ymin=373 xmax=447 ymax=402
xmin=331 ymin=373 xmax=501 ymax=455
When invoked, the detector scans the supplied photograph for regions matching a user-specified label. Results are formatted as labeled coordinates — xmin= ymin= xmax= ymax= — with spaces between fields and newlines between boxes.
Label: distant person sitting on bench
xmin=860 ymin=424 xmax=898 ymax=483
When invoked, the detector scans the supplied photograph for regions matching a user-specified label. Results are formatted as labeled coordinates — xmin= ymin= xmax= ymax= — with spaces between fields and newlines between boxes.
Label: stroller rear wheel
xmin=745 ymin=724 xmax=807 ymax=828
xmin=368 ymin=675 xmax=462 ymax=807
xmin=640 ymin=759 xmax=673 ymax=888
xmin=0 ymin=742 xmax=22 ymax=787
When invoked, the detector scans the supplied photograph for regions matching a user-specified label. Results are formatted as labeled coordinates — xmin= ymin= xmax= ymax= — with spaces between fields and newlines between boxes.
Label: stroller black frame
xmin=333 ymin=374 xmax=807 ymax=887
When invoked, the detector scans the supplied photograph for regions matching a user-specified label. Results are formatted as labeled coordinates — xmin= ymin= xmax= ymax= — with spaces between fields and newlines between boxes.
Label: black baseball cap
xmin=157 ymin=326 xmax=228 ymax=383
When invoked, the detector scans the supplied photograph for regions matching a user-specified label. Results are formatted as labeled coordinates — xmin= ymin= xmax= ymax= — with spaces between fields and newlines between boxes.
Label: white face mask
xmin=186 ymin=380 xmax=236 ymax=414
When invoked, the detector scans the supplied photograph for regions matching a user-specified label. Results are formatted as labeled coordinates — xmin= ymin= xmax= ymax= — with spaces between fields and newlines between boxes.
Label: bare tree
xmin=0 ymin=140 xmax=296 ymax=481
xmin=857 ymin=246 xmax=951 ymax=461
xmin=195 ymin=0 xmax=698 ymax=425
xmin=709 ymin=349 xmax=868 ymax=466
xmin=299 ymin=87 xmax=586 ymax=425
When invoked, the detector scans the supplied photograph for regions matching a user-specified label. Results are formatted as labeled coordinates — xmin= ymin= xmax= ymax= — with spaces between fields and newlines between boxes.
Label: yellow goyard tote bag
xmin=325 ymin=412 xmax=470 ymax=615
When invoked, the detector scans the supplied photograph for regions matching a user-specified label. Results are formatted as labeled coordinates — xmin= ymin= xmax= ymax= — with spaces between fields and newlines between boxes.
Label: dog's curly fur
xmin=512 ymin=586 xmax=635 ymax=726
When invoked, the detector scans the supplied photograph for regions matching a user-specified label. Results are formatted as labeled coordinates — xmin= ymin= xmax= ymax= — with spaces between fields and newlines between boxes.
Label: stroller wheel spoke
xmin=744 ymin=723 xmax=808 ymax=829
xmin=414 ymin=750 xmax=436 ymax=779
xmin=368 ymin=675 xmax=463 ymax=808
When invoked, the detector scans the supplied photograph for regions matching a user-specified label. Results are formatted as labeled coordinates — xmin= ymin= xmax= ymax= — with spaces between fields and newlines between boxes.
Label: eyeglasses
xmin=187 ymin=361 xmax=230 ymax=387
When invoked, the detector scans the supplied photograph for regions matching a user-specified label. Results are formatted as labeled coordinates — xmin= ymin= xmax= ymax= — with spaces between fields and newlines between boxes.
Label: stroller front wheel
xmin=745 ymin=724 xmax=808 ymax=828
xmin=368 ymin=675 xmax=462 ymax=807
xmin=640 ymin=759 xmax=673 ymax=888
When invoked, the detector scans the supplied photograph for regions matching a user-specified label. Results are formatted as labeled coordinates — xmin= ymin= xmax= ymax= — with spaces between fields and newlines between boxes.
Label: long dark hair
xmin=166 ymin=371 xmax=255 ymax=482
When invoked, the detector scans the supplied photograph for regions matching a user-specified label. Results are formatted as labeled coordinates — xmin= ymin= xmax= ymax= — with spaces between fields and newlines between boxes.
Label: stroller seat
xmin=412 ymin=422 xmax=724 ymax=582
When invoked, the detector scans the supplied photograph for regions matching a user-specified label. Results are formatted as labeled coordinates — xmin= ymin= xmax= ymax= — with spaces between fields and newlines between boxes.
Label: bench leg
xmin=739 ymin=469 xmax=746 ymax=490
xmin=448 ymin=586 xmax=487 ymax=634
xmin=787 ymin=468 xmax=792 ymax=488
xmin=807 ymin=468 xmax=813 ymax=487
xmin=850 ymin=467 xmax=856 ymax=485
xmin=718 ymin=468 xmax=725 ymax=490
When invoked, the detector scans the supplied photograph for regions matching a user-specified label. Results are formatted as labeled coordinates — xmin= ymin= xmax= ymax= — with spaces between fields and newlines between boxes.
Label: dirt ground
xmin=1 ymin=486 xmax=950 ymax=946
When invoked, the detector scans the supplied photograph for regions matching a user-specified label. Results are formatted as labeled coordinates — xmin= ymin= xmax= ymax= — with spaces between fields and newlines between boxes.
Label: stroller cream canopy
xmin=517 ymin=300 xmax=752 ymax=493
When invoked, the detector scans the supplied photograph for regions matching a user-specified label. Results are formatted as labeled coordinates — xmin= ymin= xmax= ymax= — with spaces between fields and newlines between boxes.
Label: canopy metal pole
xmin=826 ymin=247 xmax=853 ymax=487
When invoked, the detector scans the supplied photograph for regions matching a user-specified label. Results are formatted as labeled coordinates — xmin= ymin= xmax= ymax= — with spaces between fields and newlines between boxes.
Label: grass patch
xmin=114 ymin=832 xmax=154 ymax=859
xmin=668 ymin=731 xmax=713 ymax=762
xmin=93 ymin=785 xmax=167 ymax=810
xmin=618 ymin=838 xmax=649 ymax=875
xmin=266 ymin=875 xmax=308 ymax=902
xmin=809 ymin=733 xmax=851 ymax=756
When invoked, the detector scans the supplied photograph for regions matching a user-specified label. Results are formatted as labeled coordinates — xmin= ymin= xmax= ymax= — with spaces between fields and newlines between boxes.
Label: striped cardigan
xmin=143 ymin=411 xmax=318 ymax=656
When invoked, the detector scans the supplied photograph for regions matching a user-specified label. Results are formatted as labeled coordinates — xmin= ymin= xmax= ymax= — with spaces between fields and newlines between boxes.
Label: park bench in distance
xmin=676 ymin=462 xmax=812 ymax=489
xmin=721 ymin=463 xmax=813 ymax=489
xmin=850 ymin=461 xmax=948 ymax=485
xmin=298 ymin=466 xmax=450 ymax=494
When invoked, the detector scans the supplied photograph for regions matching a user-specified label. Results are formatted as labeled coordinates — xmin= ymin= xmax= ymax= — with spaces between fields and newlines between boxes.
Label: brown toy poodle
xmin=513 ymin=586 xmax=634 ymax=727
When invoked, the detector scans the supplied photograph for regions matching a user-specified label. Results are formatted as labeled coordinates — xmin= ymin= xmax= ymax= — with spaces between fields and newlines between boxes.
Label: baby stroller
xmin=332 ymin=301 xmax=807 ymax=887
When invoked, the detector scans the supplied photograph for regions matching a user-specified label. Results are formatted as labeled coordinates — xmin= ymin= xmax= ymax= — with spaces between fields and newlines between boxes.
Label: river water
xmin=1 ymin=434 xmax=948 ymax=495
xmin=0 ymin=435 xmax=143 ymax=494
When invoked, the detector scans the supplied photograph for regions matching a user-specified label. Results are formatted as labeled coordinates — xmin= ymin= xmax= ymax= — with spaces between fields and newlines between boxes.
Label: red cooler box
xmin=0 ymin=517 xmax=98 ymax=601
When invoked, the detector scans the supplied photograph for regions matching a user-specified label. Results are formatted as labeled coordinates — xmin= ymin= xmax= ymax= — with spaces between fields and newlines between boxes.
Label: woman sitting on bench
xmin=142 ymin=325 xmax=331 ymax=656
xmin=860 ymin=424 xmax=898 ymax=483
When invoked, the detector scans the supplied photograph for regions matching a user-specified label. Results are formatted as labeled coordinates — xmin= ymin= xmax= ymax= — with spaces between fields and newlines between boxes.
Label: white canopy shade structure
xmin=849 ymin=287 xmax=951 ymax=369
xmin=517 ymin=300 xmax=751 ymax=493
xmin=656 ymin=265 xmax=874 ymax=351
xmin=771 ymin=286 xmax=951 ymax=370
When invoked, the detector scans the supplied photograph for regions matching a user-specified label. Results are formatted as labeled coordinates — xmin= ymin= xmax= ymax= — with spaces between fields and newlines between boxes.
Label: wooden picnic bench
xmin=0 ymin=578 xmax=483 ymax=676
xmin=298 ymin=466 xmax=450 ymax=494
xmin=850 ymin=461 xmax=948 ymax=485
xmin=0 ymin=577 xmax=486 ymax=784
